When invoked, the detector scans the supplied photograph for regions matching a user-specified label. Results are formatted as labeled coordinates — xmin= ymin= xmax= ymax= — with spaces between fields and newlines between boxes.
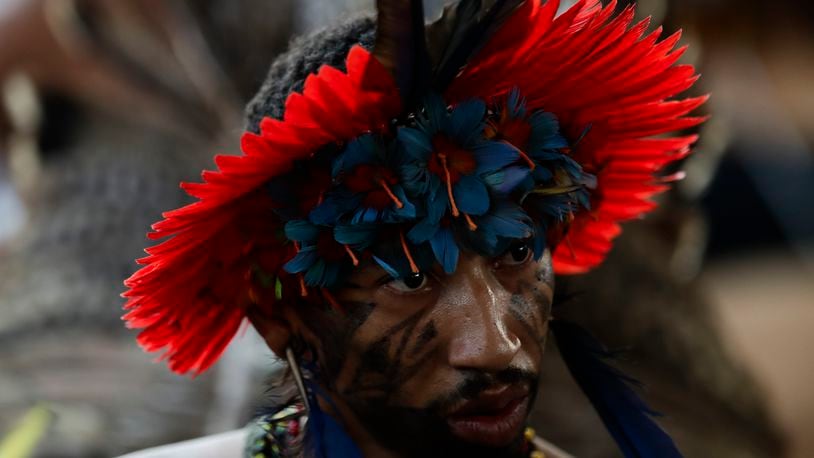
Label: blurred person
xmin=654 ymin=1 xmax=814 ymax=456
xmin=121 ymin=1 xmax=709 ymax=456
xmin=0 ymin=0 xmax=293 ymax=455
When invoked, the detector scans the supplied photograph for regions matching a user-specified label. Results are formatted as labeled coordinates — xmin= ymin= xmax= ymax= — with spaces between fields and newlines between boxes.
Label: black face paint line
xmin=296 ymin=300 xmax=376 ymax=390
xmin=410 ymin=320 xmax=438 ymax=357
xmin=341 ymin=307 xmax=438 ymax=402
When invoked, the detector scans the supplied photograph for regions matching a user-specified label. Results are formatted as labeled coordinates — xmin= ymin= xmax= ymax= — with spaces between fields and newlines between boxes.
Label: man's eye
xmin=386 ymin=272 xmax=428 ymax=292
xmin=501 ymin=242 xmax=532 ymax=266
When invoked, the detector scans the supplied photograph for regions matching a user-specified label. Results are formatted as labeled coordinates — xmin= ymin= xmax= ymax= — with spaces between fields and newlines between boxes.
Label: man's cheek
xmin=329 ymin=343 xmax=374 ymax=397
xmin=508 ymin=293 xmax=550 ymax=365
xmin=510 ymin=294 xmax=546 ymax=335
xmin=297 ymin=302 xmax=377 ymax=385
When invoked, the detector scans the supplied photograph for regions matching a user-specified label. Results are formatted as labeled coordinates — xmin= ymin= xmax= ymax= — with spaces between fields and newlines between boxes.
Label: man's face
xmin=292 ymin=243 xmax=553 ymax=457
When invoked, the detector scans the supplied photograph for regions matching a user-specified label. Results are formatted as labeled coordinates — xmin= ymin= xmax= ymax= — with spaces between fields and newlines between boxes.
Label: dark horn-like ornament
xmin=373 ymin=0 xmax=432 ymax=106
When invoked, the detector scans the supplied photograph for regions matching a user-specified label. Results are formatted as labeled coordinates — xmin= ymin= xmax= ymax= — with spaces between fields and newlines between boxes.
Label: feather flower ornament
xmin=399 ymin=94 xmax=521 ymax=224
xmin=124 ymin=0 xmax=706 ymax=378
xmin=283 ymin=220 xmax=350 ymax=289
xmin=400 ymin=93 xmax=546 ymax=271
xmin=312 ymin=134 xmax=416 ymax=225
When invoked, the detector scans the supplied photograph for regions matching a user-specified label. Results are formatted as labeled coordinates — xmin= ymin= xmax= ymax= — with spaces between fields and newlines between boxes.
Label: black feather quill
xmin=551 ymin=320 xmax=683 ymax=458
xmin=426 ymin=0 xmax=525 ymax=91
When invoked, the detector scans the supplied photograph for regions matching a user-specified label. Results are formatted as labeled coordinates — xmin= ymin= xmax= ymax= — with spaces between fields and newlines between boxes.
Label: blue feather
xmin=399 ymin=162 xmax=430 ymax=195
xmin=392 ymin=185 xmax=417 ymax=219
xmin=528 ymin=111 xmax=568 ymax=150
xmin=301 ymin=372 xmax=363 ymax=458
xmin=285 ymin=220 xmax=320 ymax=242
xmin=506 ymin=87 xmax=526 ymax=118
xmin=351 ymin=207 xmax=376 ymax=224
xmin=453 ymin=175 xmax=489 ymax=216
xmin=372 ymin=255 xmax=400 ymax=278
xmin=551 ymin=320 xmax=683 ymax=458
xmin=407 ymin=218 xmax=437 ymax=244
xmin=577 ymin=188 xmax=592 ymax=211
xmin=430 ymin=227 xmax=459 ymax=274
xmin=339 ymin=135 xmax=379 ymax=173
xmin=476 ymin=202 xmax=533 ymax=250
xmin=398 ymin=127 xmax=433 ymax=162
xmin=324 ymin=262 xmax=343 ymax=287
xmin=283 ymin=247 xmax=318 ymax=274
xmin=531 ymin=221 xmax=547 ymax=260
xmin=309 ymin=194 xmax=355 ymax=226
xmin=303 ymin=259 xmax=327 ymax=286
xmin=472 ymin=141 xmax=520 ymax=174
xmin=425 ymin=181 xmax=448 ymax=222
xmin=532 ymin=166 xmax=554 ymax=182
xmin=334 ymin=224 xmax=378 ymax=250
xmin=483 ymin=166 xmax=530 ymax=195
xmin=529 ymin=150 xmax=566 ymax=162
xmin=448 ymin=99 xmax=486 ymax=145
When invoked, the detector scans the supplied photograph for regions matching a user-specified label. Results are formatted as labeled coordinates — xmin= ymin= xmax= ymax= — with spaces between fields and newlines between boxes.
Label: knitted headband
xmin=123 ymin=0 xmax=706 ymax=376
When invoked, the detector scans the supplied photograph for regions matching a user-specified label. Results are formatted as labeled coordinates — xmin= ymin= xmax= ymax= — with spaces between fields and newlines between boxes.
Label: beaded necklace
xmin=244 ymin=403 xmax=554 ymax=458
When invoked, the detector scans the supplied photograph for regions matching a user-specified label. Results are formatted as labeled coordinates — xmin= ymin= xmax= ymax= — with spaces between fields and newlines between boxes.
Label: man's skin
xmin=251 ymin=243 xmax=554 ymax=457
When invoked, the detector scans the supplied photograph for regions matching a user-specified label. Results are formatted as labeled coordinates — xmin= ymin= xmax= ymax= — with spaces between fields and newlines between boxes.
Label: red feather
xmin=445 ymin=0 xmax=706 ymax=274
xmin=122 ymin=47 xmax=402 ymax=375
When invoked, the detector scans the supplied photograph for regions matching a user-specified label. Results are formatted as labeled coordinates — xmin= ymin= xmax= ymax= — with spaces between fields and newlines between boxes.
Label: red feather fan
xmin=123 ymin=48 xmax=401 ymax=374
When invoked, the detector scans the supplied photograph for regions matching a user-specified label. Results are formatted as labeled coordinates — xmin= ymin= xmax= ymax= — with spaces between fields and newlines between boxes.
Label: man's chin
xmin=433 ymin=433 xmax=529 ymax=458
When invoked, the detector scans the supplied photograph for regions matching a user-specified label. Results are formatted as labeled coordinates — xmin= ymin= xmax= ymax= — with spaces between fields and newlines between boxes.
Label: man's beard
xmin=344 ymin=367 xmax=539 ymax=458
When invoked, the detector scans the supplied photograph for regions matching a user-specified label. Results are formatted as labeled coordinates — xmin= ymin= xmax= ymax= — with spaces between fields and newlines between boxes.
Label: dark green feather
xmin=426 ymin=0 xmax=526 ymax=91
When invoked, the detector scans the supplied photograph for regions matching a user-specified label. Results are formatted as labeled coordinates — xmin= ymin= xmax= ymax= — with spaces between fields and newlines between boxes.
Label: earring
xmin=286 ymin=347 xmax=311 ymax=415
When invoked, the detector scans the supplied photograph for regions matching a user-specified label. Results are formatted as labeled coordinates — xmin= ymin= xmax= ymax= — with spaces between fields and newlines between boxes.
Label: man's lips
xmin=444 ymin=385 xmax=531 ymax=447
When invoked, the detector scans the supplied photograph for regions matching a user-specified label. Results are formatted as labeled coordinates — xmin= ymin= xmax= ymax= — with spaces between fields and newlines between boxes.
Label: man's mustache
xmin=345 ymin=366 xmax=539 ymax=457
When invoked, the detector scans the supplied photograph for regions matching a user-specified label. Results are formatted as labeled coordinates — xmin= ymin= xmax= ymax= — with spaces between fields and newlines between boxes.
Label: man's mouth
xmin=444 ymin=384 xmax=531 ymax=447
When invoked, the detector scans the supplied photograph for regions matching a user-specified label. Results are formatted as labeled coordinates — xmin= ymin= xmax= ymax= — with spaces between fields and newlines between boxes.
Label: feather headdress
xmin=124 ymin=0 xmax=704 ymax=380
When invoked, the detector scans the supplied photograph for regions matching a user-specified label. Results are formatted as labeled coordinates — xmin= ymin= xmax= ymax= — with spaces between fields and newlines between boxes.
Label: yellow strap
xmin=0 ymin=405 xmax=51 ymax=458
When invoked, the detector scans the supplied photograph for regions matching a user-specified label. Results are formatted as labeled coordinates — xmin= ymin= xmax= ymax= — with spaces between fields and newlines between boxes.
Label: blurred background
xmin=0 ymin=0 xmax=811 ymax=457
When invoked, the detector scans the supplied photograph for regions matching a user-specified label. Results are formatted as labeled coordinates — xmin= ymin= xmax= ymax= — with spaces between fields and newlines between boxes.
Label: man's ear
xmin=247 ymin=305 xmax=292 ymax=357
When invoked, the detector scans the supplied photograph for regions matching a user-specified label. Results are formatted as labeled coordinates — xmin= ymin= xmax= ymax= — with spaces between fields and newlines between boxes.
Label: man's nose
xmin=443 ymin=256 xmax=521 ymax=372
